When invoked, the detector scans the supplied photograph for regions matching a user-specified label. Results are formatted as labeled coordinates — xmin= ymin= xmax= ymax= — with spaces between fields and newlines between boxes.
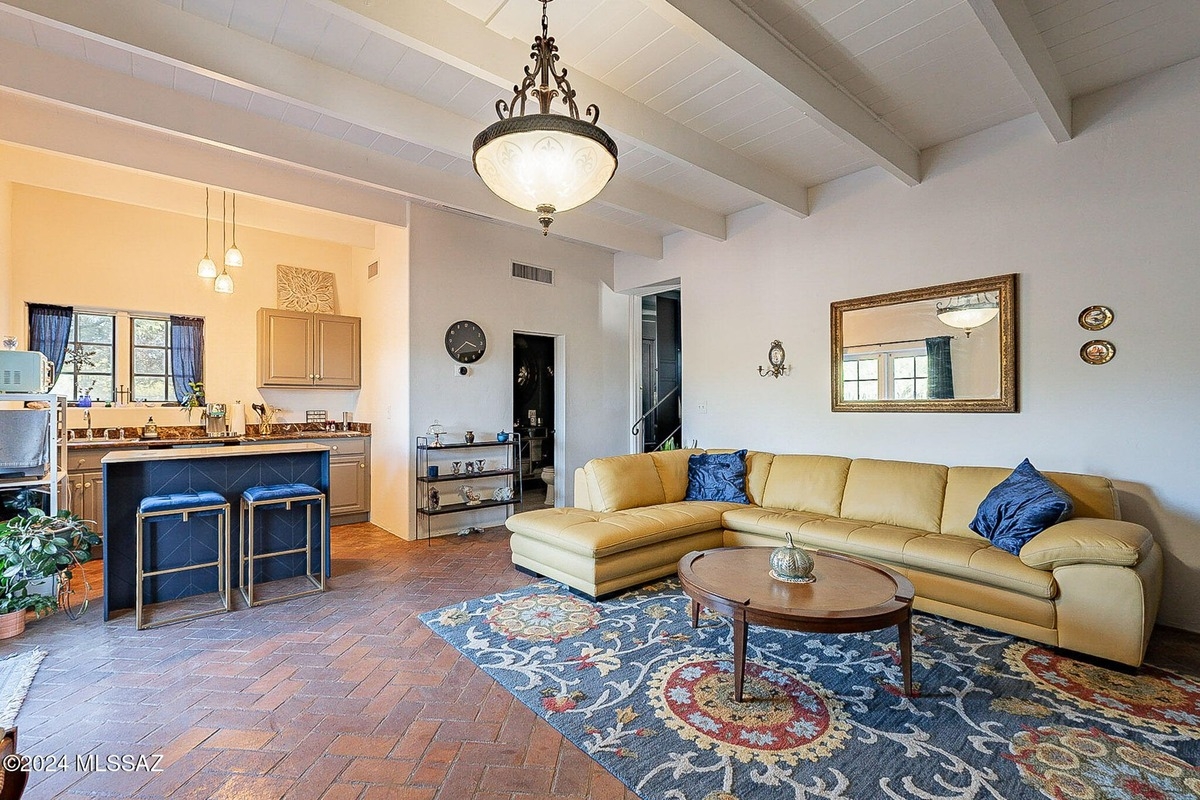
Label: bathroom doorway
xmin=513 ymin=333 xmax=556 ymax=507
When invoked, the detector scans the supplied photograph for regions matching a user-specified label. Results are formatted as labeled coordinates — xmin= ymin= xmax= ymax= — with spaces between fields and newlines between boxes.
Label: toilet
xmin=541 ymin=466 xmax=556 ymax=506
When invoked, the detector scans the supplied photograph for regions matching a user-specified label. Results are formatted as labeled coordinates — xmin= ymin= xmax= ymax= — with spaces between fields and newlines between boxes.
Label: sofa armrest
xmin=1019 ymin=518 xmax=1154 ymax=570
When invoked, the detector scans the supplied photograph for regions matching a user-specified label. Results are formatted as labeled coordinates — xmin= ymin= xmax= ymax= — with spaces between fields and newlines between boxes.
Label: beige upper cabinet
xmin=258 ymin=308 xmax=361 ymax=389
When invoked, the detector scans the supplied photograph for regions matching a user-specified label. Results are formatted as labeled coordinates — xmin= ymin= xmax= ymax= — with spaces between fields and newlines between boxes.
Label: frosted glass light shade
xmin=214 ymin=270 xmax=234 ymax=294
xmin=936 ymin=293 xmax=999 ymax=333
xmin=473 ymin=114 xmax=617 ymax=215
xmin=197 ymin=255 xmax=218 ymax=279
xmin=224 ymin=246 xmax=243 ymax=268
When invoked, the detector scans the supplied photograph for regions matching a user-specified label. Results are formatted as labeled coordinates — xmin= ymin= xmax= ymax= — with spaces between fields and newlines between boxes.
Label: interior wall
xmin=407 ymin=204 xmax=628 ymax=538
xmin=614 ymin=58 xmax=1200 ymax=632
xmin=353 ymin=221 xmax=411 ymax=537
xmin=0 ymin=181 xmax=11 ymax=338
xmin=9 ymin=185 xmax=361 ymax=430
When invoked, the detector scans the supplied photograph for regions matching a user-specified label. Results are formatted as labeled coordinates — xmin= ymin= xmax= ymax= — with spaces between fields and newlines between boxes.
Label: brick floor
xmin=6 ymin=524 xmax=641 ymax=799
xmin=6 ymin=522 xmax=1198 ymax=799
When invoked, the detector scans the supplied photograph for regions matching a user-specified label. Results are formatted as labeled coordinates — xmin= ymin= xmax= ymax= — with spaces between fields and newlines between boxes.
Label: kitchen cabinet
xmin=311 ymin=436 xmax=371 ymax=523
xmin=68 ymin=446 xmax=143 ymax=536
xmin=257 ymin=308 xmax=361 ymax=389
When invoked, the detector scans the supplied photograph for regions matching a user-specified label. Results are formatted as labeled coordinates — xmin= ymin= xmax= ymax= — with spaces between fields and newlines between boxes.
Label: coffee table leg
xmin=691 ymin=599 xmax=699 ymax=628
xmin=899 ymin=614 xmax=913 ymax=697
xmin=733 ymin=612 xmax=748 ymax=702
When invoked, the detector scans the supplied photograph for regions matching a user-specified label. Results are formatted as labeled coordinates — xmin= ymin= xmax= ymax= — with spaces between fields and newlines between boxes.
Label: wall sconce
xmin=758 ymin=340 xmax=790 ymax=378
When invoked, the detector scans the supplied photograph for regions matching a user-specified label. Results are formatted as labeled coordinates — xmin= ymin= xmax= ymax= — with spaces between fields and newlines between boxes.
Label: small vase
xmin=464 ymin=430 xmax=475 ymax=445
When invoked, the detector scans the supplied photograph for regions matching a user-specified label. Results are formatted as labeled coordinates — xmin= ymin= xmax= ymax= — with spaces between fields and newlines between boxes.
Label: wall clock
xmin=445 ymin=320 xmax=487 ymax=363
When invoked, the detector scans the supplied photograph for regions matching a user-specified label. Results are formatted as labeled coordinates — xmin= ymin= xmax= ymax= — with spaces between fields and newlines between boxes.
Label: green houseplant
xmin=0 ymin=509 xmax=100 ymax=637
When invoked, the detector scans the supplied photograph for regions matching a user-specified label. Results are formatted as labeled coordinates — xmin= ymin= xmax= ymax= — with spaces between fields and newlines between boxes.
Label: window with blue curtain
xmin=169 ymin=316 xmax=205 ymax=404
xmin=27 ymin=303 xmax=74 ymax=380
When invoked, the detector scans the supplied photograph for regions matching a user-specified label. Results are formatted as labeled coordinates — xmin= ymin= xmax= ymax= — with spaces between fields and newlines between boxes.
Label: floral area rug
xmin=420 ymin=579 xmax=1200 ymax=800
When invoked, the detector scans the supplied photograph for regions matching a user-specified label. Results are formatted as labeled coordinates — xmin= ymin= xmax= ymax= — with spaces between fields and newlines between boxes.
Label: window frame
xmin=841 ymin=346 xmax=929 ymax=403
xmin=130 ymin=315 xmax=174 ymax=403
xmin=45 ymin=307 xmax=204 ymax=407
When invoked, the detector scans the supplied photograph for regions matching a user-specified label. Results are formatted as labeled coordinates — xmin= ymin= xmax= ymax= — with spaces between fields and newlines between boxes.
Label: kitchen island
xmin=101 ymin=442 xmax=331 ymax=621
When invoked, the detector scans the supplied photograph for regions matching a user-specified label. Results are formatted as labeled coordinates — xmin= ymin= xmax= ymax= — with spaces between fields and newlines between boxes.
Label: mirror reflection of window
xmin=842 ymin=350 xmax=928 ymax=401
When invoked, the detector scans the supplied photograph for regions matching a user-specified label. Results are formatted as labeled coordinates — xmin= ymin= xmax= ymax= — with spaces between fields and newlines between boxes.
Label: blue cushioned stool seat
xmin=135 ymin=490 xmax=232 ymax=630
xmin=138 ymin=491 xmax=227 ymax=516
xmin=239 ymin=483 xmax=327 ymax=607
xmin=241 ymin=483 xmax=321 ymax=503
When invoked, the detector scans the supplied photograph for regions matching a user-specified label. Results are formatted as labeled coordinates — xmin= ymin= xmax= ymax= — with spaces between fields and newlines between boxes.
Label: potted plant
xmin=0 ymin=509 xmax=101 ymax=638
xmin=181 ymin=380 xmax=206 ymax=421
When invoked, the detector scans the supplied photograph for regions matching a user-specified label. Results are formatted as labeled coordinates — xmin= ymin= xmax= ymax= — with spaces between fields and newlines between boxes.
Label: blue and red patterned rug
xmin=420 ymin=579 xmax=1200 ymax=799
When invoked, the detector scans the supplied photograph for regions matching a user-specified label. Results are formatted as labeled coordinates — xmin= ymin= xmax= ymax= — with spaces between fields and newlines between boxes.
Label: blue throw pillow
xmin=685 ymin=450 xmax=749 ymax=503
xmin=970 ymin=459 xmax=1074 ymax=555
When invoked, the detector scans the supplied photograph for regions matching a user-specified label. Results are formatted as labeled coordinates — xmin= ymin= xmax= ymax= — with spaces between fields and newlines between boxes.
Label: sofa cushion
xmin=942 ymin=467 xmax=1013 ymax=539
xmin=685 ymin=450 xmax=749 ymax=503
xmin=584 ymin=454 xmax=666 ymax=512
xmin=760 ymin=455 xmax=852 ymax=516
xmin=1019 ymin=518 xmax=1153 ymax=570
xmin=1043 ymin=471 xmax=1119 ymax=520
xmin=649 ymin=449 xmax=703 ymax=503
xmin=506 ymin=502 xmax=735 ymax=558
xmin=901 ymin=533 xmax=1057 ymax=599
xmin=720 ymin=506 xmax=828 ymax=538
xmin=970 ymin=459 xmax=1073 ymax=555
xmin=744 ymin=451 xmax=775 ymax=506
xmin=840 ymin=459 xmax=948 ymax=533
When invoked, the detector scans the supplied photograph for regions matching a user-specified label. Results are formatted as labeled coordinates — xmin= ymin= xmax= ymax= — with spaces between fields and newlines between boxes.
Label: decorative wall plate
xmin=1081 ymin=340 xmax=1115 ymax=365
xmin=277 ymin=265 xmax=336 ymax=313
xmin=1078 ymin=305 xmax=1114 ymax=331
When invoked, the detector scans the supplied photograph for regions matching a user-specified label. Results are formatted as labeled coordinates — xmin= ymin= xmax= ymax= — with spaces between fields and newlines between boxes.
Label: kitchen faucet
xmin=84 ymin=410 xmax=93 ymax=440
xmin=103 ymin=427 xmax=120 ymax=441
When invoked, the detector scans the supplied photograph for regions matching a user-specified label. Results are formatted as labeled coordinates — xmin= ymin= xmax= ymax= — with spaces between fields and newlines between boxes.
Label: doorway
xmin=513 ymin=333 xmax=556 ymax=506
xmin=636 ymin=290 xmax=681 ymax=452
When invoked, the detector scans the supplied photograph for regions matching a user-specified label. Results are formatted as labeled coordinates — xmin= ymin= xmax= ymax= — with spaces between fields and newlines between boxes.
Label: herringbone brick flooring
xmin=8 ymin=523 xmax=1198 ymax=799
xmin=8 ymin=524 xmax=641 ymax=799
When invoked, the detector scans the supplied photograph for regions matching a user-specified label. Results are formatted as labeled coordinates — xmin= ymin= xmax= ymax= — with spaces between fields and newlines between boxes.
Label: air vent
xmin=512 ymin=262 xmax=554 ymax=285
xmin=367 ymin=260 xmax=379 ymax=280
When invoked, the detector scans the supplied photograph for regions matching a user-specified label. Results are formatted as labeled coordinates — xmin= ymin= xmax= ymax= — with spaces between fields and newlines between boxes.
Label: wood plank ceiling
xmin=0 ymin=0 xmax=1196 ymax=257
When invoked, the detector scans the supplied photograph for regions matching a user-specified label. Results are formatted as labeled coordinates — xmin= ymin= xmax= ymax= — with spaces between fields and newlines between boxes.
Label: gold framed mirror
xmin=831 ymin=273 xmax=1017 ymax=413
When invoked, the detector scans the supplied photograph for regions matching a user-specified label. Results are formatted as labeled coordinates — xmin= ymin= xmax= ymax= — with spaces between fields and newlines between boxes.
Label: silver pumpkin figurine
xmin=770 ymin=532 xmax=815 ymax=583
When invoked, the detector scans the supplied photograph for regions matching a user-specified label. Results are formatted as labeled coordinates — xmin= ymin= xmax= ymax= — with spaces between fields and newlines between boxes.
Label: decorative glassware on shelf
xmin=459 ymin=485 xmax=481 ymax=506
xmin=427 ymin=420 xmax=447 ymax=447
xmin=464 ymin=430 xmax=475 ymax=445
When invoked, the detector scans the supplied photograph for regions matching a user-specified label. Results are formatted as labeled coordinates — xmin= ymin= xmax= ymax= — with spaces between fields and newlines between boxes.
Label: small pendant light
xmin=224 ymin=192 xmax=243 ymax=268
xmin=215 ymin=191 xmax=235 ymax=294
xmin=197 ymin=187 xmax=217 ymax=278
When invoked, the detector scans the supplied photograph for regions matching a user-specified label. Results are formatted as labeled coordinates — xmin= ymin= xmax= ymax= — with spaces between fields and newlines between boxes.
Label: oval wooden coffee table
xmin=678 ymin=547 xmax=916 ymax=701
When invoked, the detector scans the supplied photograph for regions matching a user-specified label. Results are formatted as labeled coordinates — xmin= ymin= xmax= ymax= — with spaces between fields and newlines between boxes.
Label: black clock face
xmin=445 ymin=320 xmax=487 ymax=363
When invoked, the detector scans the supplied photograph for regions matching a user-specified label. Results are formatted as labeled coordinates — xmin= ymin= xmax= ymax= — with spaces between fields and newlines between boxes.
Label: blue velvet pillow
xmin=685 ymin=450 xmax=749 ymax=503
xmin=970 ymin=459 xmax=1073 ymax=555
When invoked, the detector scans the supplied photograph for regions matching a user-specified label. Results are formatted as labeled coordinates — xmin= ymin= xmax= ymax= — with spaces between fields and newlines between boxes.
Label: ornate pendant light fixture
xmin=224 ymin=192 xmax=243 ymax=268
xmin=935 ymin=293 xmax=999 ymax=337
xmin=197 ymin=187 xmax=217 ymax=279
xmin=472 ymin=0 xmax=618 ymax=235
xmin=214 ymin=191 xmax=235 ymax=294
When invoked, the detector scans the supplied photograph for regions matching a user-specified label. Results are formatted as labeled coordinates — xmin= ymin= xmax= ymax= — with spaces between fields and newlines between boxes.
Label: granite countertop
xmin=101 ymin=441 xmax=332 ymax=463
xmin=68 ymin=427 xmax=370 ymax=450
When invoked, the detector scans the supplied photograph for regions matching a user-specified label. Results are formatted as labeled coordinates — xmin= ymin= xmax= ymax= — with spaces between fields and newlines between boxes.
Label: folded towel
xmin=0 ymin=409 xmax=50 ymax=477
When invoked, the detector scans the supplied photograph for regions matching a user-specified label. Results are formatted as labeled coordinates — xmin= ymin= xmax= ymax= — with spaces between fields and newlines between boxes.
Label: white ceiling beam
xmin=0 ymin=0 xmax=717 ymax=240
xmin=314 ymin=0 xmax=809 ymax=217
xmin=644 ymin=0 xmax=920 ymax=186
xmin=0 ymin=44 xmax=662 ymax=258
xmin=966 ymin=0 xmax=1071 ymax=142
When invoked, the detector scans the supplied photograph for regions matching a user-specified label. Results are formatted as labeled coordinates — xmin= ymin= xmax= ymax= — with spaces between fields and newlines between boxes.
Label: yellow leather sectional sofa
xmin=505 ymin=449 xmax=1163 ymax=667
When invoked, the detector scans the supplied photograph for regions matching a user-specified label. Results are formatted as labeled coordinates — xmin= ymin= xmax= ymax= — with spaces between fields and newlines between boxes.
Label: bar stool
xmin=135 ymin=490 xmax=231 ymax=630
xmin=239 ymin=483 xmax=327 ymax=607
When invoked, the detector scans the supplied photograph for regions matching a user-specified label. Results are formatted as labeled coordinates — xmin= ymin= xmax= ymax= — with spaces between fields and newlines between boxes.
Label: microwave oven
xmin=0 ymin=350 xmax=55 ymax=393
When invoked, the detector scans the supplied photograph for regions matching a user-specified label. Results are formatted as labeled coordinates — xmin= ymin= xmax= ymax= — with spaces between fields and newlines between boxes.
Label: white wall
xmin=353 ymin=221 xmax=411 ymax=536
xmin=615 ymin=58 xmax=1200 ymax=632
xmin=407 ymin=205 xmax=628 ymax=538
xmin=0 ymin=181 xmax=10 ymax=338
